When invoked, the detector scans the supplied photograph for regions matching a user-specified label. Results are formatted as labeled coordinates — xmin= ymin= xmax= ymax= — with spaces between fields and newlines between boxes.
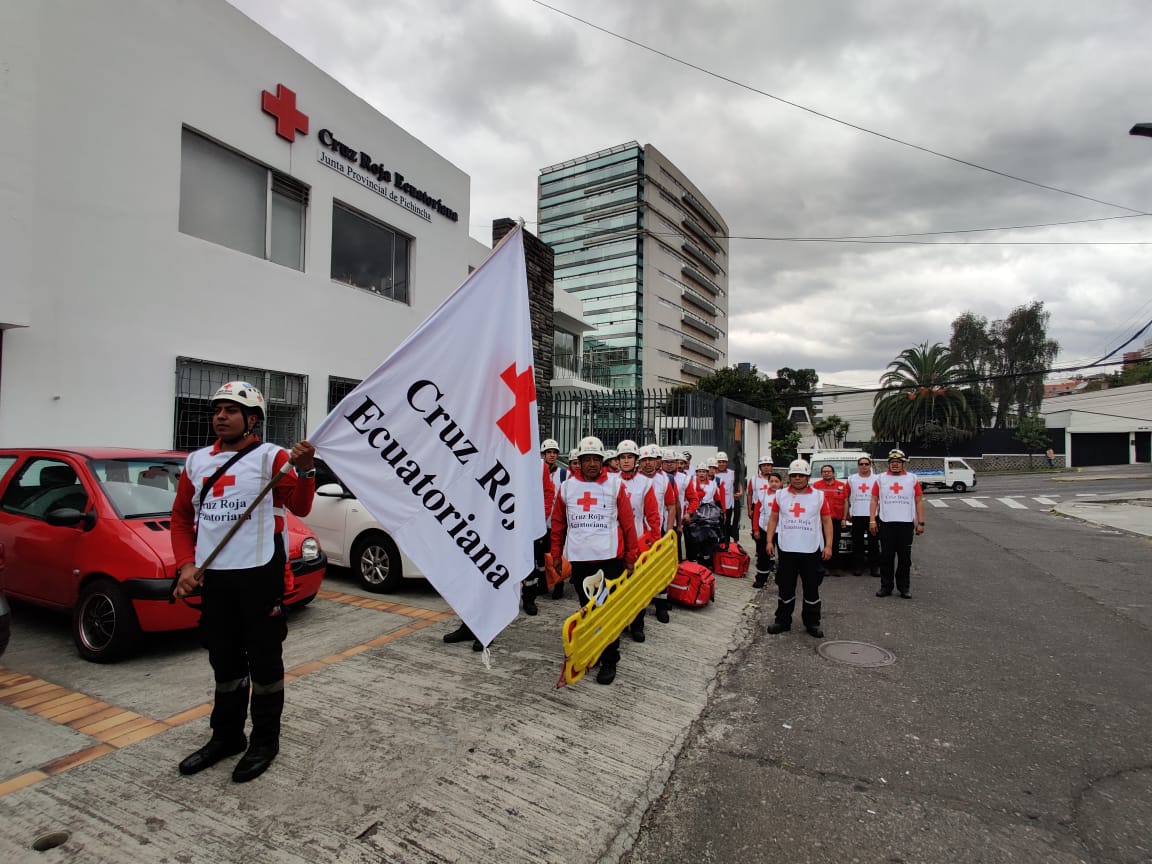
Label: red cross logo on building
xmin=576 ymin=491 xmax=598 ymax=512
xmin=203 ymin=474 xmax=236 ymax=498
xmin=261 ymin=84 xmax=309 ymax=142
xmin=788 ymin=501 xmax=806 ymax=518
xmin=890 ymin=482 xmax=904 ymax=494
xmin=496 ymin=362 xmax=536 ymax=455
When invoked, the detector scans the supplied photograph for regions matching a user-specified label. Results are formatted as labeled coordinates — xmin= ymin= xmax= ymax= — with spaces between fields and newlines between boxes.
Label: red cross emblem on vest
xmin=890 ymin=482 xmax=904 ymax=494
xmin=576 ymin=491 xmax=597 ymax=512
xmin=788 ymin=501 xmax=806 ymax=518
xmin=858 ymin=482 xmax=870 ymax=493
xmin=203 ymin=474 xmax=236 ymax=498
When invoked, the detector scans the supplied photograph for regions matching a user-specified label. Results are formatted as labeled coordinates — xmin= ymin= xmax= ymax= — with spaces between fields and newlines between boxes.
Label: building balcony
xmin=680 ymin=191 xmax=722 ymax=233
xmin=681 ymin=264 xmax=720 ymax=296
xmin=680 ymin=285 xmax=717 ymax=315
xmin=680 ymin=216 xmax=722 ymax=254
xmin=681 ymin=358 xmax=714 ymax=379
xmin=681 ymin=332 xmax=721 ymax=360
xmin=681 ymin=242 xmax=721 ymax=275
xmin=681 ymin=311 xmax=721 ymax=339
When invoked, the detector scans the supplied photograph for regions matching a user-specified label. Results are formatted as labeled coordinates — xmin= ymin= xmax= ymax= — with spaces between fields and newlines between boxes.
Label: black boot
xmin=596 ymin=663 xmax=617 ymax=685
xmin=522 ymin=590 xmax=538 ymax=616
xmin=551 ymin=581 xmax=565 ymax=600
xmin=654 ymin=598 xmax=670 ymax=624
xmin=179 ymin=735 xmax=247 ymax=775
xmin=766 ymin=622 xmax=791 ymax=635
xmin=443 ymin=622 xmax=475 ymax=643
xmin=234 ymin=686 xmax=283 ymax=783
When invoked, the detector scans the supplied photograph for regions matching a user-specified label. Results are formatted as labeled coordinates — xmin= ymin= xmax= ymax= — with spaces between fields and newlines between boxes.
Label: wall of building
xmin=0 ymin=0 xmax=476 ymax=447
xmin=640 ymin=145 xmax=729 ymax=389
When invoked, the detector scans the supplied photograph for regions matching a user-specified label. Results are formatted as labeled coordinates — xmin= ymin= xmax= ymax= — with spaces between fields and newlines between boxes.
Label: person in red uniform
xmin=551 ymin=436 xmax=639 ymax=685
xmin=171 ymin=381 xmax=315 ymax=783
xmin=617 ymin=440 xmax=663 ymax=641
xmin=765 ymin=460 xmax=832 ymax=637
xmin=812 ymin=464 xmax=850 ymax=572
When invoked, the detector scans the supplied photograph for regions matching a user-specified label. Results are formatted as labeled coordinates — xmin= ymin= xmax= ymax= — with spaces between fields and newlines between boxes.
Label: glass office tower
xmin=538 ymin=142 xmax=728 ymax=391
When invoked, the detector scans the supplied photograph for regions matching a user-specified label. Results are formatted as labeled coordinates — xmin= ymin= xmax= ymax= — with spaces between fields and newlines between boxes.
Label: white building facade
xmin=1 ymin=0 xmax=486 ymax=449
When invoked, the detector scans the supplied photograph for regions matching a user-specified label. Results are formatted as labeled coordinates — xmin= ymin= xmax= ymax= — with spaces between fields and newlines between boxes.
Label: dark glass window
xmin=331 ymin=203 xmax=411 ymax=304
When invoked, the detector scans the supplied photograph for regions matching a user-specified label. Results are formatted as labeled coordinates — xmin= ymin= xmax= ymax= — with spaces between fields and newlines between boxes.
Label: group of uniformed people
xmin=171 ymin=383 xmax=927 ymax=780
xmin=746 ymin=450 xmax=927 ymax=638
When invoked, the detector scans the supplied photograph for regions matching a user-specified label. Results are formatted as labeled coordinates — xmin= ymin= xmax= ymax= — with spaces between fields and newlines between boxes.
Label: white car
xmin=302 ymin=460 xmax=424 ymax=593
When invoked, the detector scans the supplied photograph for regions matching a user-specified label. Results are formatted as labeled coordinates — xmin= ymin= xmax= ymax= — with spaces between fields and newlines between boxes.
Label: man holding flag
xmin=308 ymin=226 xmax=545 ymax=649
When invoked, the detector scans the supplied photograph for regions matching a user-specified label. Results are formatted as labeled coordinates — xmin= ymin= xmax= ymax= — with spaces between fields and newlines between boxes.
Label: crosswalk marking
xmin=928 ymin=499 xmax=949 ymax=508
xmin=998 ymin=497 xmax=1027 ymax=509
xmin=963 ymin=499 xmax=988 ymax=508
xmin=1033 ymin=497 xmax=1057 ymax=506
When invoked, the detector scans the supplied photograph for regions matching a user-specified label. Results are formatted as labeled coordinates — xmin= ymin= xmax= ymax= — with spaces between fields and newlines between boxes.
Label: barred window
xmin=173 ymin=358 xmax=307 ymax=451
xmin=327 ymin=376 xmax=362 ymax=412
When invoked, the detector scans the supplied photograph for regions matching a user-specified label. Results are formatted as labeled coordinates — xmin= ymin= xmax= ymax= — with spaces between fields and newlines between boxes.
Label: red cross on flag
xmin=308 ymin=227 xmax=544 ymax=647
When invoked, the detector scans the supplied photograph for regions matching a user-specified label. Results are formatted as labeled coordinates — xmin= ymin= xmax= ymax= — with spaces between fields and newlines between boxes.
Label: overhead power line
xmin=531 ymin=0 xmax=1149 ymax=216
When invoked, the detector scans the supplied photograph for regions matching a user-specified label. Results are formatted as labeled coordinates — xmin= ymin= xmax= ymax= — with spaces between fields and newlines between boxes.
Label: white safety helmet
xmin=638 ymin=444 xmax=659 ymax=461
xmin=681 ymin=451 xmax=691 ymax=462
xmin=540 ymin=438 xmax=560 ymax=454
xmin=706 ymin=457 xmax=718 ymax=469
xmin=758 ymin=454 xmax=774 ymax=466
xmin=576 ymin=436 xmax=605 ymax=458
xmin=616 ymin=439 xmax=641 ymax=457
xmin=211 ymin=381 xmax=265 ymax=420
xmin=716 ymin=451 xmax=729 ymax=462
xmin=887 ymin=448 xmax=907 ymax=462
xmin=662 ymin=448 xmax=678 ymax=461
xmin=604 ymin=448 xmax=617 ymax=461
xmin=568 ymin=448 xmax=580 ymax=462
xmin=787 ymin=459 xmax=812 ymax=476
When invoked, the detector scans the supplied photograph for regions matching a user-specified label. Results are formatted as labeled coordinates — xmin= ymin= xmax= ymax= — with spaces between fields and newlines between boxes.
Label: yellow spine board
xmin=557 ymin=531 xmax=680 ymax=687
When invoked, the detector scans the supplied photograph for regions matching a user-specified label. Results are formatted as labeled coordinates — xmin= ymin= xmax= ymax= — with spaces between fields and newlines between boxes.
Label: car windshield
xmin=812 ymin=459 xmax=863 ymax=480
xmin=88 ymin=457 xmax=187 ymax=518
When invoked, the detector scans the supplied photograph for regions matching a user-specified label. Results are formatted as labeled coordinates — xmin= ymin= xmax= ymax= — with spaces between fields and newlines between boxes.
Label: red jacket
xmin=811 ymin=478 xmax=850 ymax=520
xmin=684 ymin=477 xmax=726 ymax=515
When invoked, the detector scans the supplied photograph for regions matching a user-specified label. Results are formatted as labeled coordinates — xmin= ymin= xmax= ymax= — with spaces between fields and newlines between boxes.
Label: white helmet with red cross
xmin=211 ymin=381 xmax=265 ymax=420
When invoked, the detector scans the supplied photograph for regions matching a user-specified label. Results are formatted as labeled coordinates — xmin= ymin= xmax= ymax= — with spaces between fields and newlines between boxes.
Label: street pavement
xmin=626 ymin=479 xmax=1152 ymax=864
xmin=0 ymin=473 xmax=1149 ymax=863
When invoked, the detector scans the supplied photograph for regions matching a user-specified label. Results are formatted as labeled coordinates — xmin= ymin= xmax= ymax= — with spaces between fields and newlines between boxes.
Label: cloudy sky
xmin=231 ymin=0 xmax=1152 ymax=388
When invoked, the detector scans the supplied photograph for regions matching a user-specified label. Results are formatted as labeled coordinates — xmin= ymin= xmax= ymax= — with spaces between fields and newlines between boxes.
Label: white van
xmin=912 ymin=457 xmax=977 ymax=493
xmin=800 ymin=449 xmax=873 ymax=481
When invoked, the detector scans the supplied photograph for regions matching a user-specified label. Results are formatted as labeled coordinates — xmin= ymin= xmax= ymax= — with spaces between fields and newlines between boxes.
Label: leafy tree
xmin=872 ymin=342 xmax=977 ymax=447
xmin=989 ymin=301 xmax=1059 ymax=427
xmin=694 ymin=364 xmax=818 ymax=440
xmin=1014 ymin=413 xmax=1050 ymax=468
xmin=813 ymin=414 xmax=850 ymax=449
xmin=949 ymin=311 xmax=995 ymax=397
xmin=1118 ymin=361 xmax=1152 ymax=386
xmin=773 ymin=367 xmax=819 ymax=418
xmin=771 ymin=430 xmax=802 ymax=464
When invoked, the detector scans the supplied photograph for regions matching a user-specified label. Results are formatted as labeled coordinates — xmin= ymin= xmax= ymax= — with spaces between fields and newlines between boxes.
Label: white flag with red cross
xmin=309 ymin=226 xmax=545 ymax=647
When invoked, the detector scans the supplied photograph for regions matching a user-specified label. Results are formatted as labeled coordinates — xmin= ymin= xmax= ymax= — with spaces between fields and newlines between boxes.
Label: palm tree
xmin=872 ymin=343 xmax=977 ymax=446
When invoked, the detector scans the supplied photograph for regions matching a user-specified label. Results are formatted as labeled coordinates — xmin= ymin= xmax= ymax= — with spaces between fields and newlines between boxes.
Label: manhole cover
xmin=817 ymin=640 xmax=895 ymax=668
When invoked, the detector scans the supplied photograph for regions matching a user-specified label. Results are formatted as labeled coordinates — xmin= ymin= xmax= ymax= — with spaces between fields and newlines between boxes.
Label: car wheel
xmin=73 ymin=578 xmax=140 ymax=663
xmin=351 ymin=531 xmax=403 ymax=593
xmin=952 ymin=481 xmax=967 ymax=493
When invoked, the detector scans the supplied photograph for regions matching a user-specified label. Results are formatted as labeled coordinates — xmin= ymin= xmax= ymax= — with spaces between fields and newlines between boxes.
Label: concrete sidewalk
xmin=0 ymin=575 xmax=764 ymax=863
xmin=1053 ymin=490 xmax=1152 ymax=538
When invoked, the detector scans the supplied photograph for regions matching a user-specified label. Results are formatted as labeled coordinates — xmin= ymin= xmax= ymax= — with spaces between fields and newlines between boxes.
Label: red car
xmin=0 ymin=448 xmax=326 ymax=662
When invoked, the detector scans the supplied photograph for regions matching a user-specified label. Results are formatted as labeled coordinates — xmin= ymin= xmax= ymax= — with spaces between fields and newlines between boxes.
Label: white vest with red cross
xmin=559 ymin=473 xmax=624 ymax=562
xmin=773 ymin=487 xmax=826 ymax=553
xmin=650 ymin=471 xmax=672 ymax=531
xmin=847 ymin=472 xmax=876 ymax=517
xmin=185 ymin=442 xmax=286 ymax=569
xmin=875 ymin=471 xmax=920 ymax=523
xmin=620 ymin=473 xmax=655 ymax=542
